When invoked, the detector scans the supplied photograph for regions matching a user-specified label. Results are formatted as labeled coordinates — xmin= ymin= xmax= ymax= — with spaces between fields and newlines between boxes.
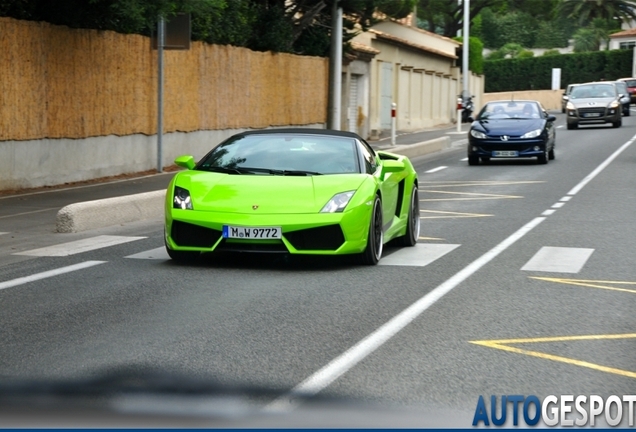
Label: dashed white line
xmin=0 ymin=261 xmax=106 ymax=291
xmin=559 ymin=196 xmax=572 ymax=202
xmin=551 ymin=202 xmax=565 ymax=208
xmin=521 ymin=247 xmax=594 ymax=273
xmin=425 ymin=166 xmax=448 ymax=174
xmin=542 ymin=209 xmax=556 ymax=216
xmin=14 ymin=235 xmax=146 ymax=257
xmin=460 ymin=157 xmax=468 ymax=161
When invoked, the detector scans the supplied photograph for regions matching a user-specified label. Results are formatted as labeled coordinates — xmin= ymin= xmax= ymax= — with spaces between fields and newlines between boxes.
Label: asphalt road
xmin=0 ymin=115 xmax=635 ymax=427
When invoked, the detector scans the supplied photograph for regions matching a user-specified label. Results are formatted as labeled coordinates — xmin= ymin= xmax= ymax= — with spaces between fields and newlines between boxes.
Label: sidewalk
xmin=369 ymin=123 xmax=468 ymax=150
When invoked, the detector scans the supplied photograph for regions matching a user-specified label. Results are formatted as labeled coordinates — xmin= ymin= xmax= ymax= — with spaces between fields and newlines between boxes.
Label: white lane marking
xmin=551 ymin=202 xmax=565 ymax=208
xmin=560 ymin=196 xmax=572 ymax=202
xmin=567 ymin=135 xmax=636 ymax=196
xmin=379 ymin=244 xmax=459 ymax=267
xmin=557 ymin=125 xmax=564 ymax=128
xmin=425 ymin=166 xmax=447 ymax=174
xmin=521 ymin=247 xmax=594 ymax=273
xmin=266 ymin=216 xmax=546 ymax=412
xmin=0 ymin=261 xmax=106 ymax=291
xmin=0 ymin=208 xmax=59 ymax=219
xmin=14 ymin=235 xmax=146 ymax=257
xmin=541 ymin=209 xmax=556 ymax=216
xmin=0 ymin=232 xmax=7 ymax=236
xmin=266 ymin=137 xmax=631 ymax=411
xmin=460 ymin=157 xmax=468 ymax=161
xmin=126 ymin=247 xmax=170 ymax=260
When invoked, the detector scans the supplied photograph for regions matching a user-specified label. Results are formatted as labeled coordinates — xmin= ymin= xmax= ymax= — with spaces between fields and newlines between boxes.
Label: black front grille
xmin=578 ymin=107 xmax=606 ymax=116
xmin=285 ymin=225 xmax=345 ymax=251
xmin=171 ymin=221 xmax=222 ymax=248
xmin=216 ymin=240 xmax=288 ymax=253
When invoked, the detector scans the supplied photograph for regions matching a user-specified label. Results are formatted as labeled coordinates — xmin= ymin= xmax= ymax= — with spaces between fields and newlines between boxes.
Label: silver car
xmin=612 ymin=80 xmax=631 ymax=116
xmin=565 ymin=82 xmax=622 ymax=130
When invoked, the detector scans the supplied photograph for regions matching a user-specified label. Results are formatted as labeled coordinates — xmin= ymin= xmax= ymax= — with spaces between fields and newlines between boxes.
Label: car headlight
xmin=470 ymin=129 xmax=487 ymax=139
xmin=521 ymin=129 xmax=542 ymax=139
xmin=610 ymin=101 xmax=619 ymax=108
xmin=321 ymin=191 xmax=355 ymax=213
xmin=566 ymin=102 xmax=575 ymax=110
xmin=173 ymin=186 xmax=193 ymax=210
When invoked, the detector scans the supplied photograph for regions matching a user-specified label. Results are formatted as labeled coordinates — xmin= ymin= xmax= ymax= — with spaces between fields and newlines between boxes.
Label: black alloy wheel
xmin=396 ymin=185 xmax=419 ymax=247
xmin=359 ymin=196 xmax=383 ymax=265
xmin=537 ymin=149 xmax=548 ymax=165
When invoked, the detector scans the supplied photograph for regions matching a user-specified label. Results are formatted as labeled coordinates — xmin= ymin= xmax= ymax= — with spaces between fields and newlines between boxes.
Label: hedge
xmin=484 ymin=49 xmax=633 ymax=92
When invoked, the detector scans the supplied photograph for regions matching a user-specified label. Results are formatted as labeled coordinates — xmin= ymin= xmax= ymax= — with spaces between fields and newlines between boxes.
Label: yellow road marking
xmin=470 ymin=334 xmax=636 ymax=380
xmin=420 ymin=209 xmax=492 ymax=219
xmin=530 ymin=277 xmax=636 ymax=295
xmin=420 ymin=189 xmax=522 ymax=201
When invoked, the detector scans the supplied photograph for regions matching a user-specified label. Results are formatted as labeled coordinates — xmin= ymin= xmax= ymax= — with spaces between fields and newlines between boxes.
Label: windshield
xmin=570 ymin=84 xmax=616 ymax=99
xmin=196 ymin=134 xmax=360 ymax=175
xmin=478 ymin=102 xmax=541 ymax=120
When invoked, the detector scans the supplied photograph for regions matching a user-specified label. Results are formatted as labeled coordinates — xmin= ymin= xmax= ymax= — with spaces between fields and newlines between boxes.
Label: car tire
xmin=165 ymin=241 xmax=200 ymax=262
xmin=358 ymin=196 xmax=383 ymax=265
xmin=566 ymin=122 xmax=577 ymax=130
xmin=548 ymin=147 xmax=555 ymax=160
xmin=613 ymin=119 xmax=622 ymax=128
xmin=395 ymin=184 xmax=419 ymax=247
xmin=537 ymin=150 xmax=548 ymax=165
xmin=625 ymin=108 xmax=631 ymax=117
xmin=468 ymin=155 xmax=479 ymax=166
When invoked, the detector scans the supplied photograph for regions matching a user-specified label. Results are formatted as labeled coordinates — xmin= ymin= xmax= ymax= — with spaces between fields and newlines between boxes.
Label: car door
xmin=360 ymin=141 xmax=399 ymax=232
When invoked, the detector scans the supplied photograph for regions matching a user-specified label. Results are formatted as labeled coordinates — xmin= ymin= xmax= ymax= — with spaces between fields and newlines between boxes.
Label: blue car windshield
xmin=197 ymin=134 xmax=360 ymax=175
xmin=478 ymin=102 xmax=541 ymax=120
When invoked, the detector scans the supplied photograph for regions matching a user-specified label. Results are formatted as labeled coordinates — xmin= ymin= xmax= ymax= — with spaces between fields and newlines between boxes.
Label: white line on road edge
xmin=266 ymin=133 xmax=635 ymax=412
xmin=0 ymin=261 xmax=106 ymax=291
xmin=567 ymin=135 xmax=636 ymax=196
xmin=266 ymin=216 xmax=546 ymax=412
xmin=425 ymin=166 xmax=448 ymax=174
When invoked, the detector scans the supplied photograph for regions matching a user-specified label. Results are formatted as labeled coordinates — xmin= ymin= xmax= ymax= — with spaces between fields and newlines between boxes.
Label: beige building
xmin=348 ymin=19 xmax=484 ymax=139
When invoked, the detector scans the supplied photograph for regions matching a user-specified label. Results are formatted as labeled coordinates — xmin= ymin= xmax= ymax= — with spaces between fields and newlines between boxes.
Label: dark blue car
xmin=467 ymin=100 xmax=557 ymax=165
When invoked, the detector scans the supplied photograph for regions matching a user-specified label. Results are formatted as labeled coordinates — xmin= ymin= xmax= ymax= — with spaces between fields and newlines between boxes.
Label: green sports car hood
xmin=173 ymin=171 xmax=369 ymax=214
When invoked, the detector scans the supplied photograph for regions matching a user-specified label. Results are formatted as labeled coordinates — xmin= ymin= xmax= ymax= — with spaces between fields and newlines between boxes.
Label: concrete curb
xmin=56 ymin=190 xmax=166 ymax=233
xmin=54 ymin=137 xmax=450 ymax=233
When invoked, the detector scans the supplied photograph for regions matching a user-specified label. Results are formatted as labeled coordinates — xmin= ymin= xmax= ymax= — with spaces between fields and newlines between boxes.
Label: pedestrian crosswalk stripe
xmin=379 ymin=243 xmax=460 ymax=267
xmin=126 ymin=247 xmax=169 ymax=260
xmin=521 ymin=246 xmax=594 ymax=273
xmin=13 ymin=235 xmax=146 ymax=257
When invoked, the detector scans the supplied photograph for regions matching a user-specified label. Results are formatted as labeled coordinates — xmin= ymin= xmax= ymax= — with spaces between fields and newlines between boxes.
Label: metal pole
xmin=329 ymin=4 xmax=343 ymax=130
xmin=391 ymin=102 xmax=396 ymax=146
xmin=157 ymin=16 xmax=165 ymax=173
xmin=462 ymin=0 xmax=470 ymax=100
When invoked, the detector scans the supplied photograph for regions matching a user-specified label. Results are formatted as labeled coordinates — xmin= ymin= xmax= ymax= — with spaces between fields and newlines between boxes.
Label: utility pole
xmin=328 ymin=2 xmax=342 ymax=130
xmin=462 ymin=0 xmax=470 ymax=100
xmin=157 ymin=16 xmax=165 ymax=173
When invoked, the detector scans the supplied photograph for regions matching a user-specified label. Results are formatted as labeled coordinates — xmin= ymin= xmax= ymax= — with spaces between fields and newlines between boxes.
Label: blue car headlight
xmin=173 ymin=186 xmax=193 ymax=210
xmin=321 ymin=191 xmax=355 ymax=213
xmin=521 ymin=129 xmax=542 ymax=139
xmin=470 ymin=129 xmax=487 ymax=139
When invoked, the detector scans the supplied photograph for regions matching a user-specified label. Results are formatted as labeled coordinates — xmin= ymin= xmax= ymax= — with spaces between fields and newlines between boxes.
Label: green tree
xmin=416 ymin=0 xmax=507 ymax=38
xmin=454 ymin=36 xmax=485 ymax=74
xmin=558 ymin=0 xmax=636 ymax=25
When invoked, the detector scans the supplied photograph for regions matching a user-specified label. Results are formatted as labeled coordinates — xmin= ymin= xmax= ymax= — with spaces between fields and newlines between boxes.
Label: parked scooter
xmin=461 ymin=95 xmax=474 ymax=123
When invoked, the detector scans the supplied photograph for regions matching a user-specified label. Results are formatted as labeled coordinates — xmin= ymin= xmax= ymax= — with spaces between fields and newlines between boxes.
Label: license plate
xmin=583 ymin=113 xmax=601 ymax=117
xmin=222 ymin=226 xmax=282 ymax=239
xmin=492 ymin=150 xmax=518 ymax=157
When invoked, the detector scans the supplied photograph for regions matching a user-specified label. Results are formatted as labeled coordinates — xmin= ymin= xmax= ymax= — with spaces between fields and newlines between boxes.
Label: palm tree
xmin=558 ymin=0 xmax=636 ymax=25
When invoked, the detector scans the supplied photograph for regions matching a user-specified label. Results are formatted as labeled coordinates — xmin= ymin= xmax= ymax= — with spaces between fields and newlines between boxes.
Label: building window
xmin=619 ymin=41 xmax=636 ymax=49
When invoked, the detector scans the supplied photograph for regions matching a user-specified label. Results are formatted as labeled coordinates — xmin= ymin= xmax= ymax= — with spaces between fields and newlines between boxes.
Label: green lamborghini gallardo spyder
xmin=165 ymin=128 xmax=419 ymax=265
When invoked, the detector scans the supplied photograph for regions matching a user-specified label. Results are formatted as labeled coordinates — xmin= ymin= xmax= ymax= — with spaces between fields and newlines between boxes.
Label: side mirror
xmin=562 ymin=95 xmax=569 ymax=101
xmin=382 ymin=160 xmax=405 ymax=174
xmin=175 ymin=155 xmax=196 ymax=170
xmin=468 ymin=116 xmax=474 ymax=122
xmin=547 ymin=115 xmax=557 ymax=122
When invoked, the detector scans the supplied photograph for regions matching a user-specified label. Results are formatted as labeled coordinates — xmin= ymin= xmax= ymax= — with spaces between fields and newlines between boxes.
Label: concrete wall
xmin=0 ymin=125 xmax=323 ymax=191
xmin=481 ymin=89 xmax=564 ymax=112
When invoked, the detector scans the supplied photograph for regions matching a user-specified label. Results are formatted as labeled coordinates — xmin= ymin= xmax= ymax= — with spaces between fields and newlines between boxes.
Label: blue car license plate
xmin=492 ymin=150 xmax=518 ymax=157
